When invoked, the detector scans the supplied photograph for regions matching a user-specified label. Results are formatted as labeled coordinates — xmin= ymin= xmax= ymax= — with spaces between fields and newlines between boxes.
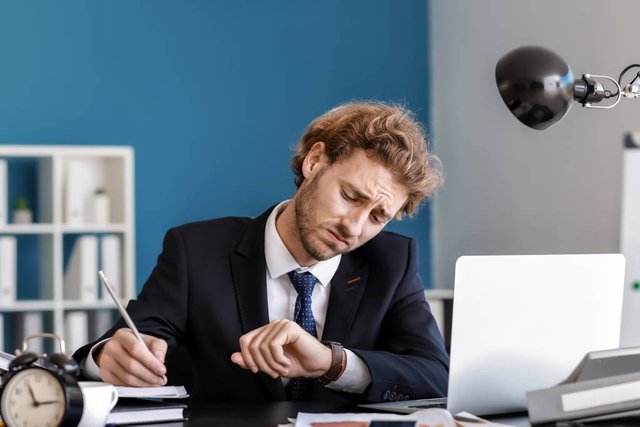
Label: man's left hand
xmin=230 ymin=319 xmax=332 ymax=379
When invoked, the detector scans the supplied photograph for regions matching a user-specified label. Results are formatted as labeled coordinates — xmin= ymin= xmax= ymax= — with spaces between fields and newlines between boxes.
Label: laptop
xmin=361 ymin=254 xmax=625 ymax=416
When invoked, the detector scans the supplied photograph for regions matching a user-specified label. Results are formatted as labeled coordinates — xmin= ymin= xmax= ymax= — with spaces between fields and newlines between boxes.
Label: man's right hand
xmin=96 ymin=328 xmax=168 ymax=387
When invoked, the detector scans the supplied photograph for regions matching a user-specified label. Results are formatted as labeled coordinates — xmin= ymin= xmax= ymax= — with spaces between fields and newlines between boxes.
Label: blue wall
xmin=0 ymin=0 xmax=434 ymax=290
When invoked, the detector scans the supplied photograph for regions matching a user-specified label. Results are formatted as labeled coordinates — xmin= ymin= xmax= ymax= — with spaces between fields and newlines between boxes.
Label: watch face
xmin=1 ymin=368 xmax=66 ymax=427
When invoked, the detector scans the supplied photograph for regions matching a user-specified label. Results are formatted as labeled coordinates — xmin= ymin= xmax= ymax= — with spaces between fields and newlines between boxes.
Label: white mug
xmin=78 ymin=381 xmax=118 ymax=427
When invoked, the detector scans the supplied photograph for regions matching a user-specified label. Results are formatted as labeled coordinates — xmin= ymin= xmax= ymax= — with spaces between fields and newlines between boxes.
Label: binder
xmin=0 ymin=159 xmax=6 ymax=225
xmin=0 ymin=236 xmax=17 ymax=305
xmin=64 ymin=159 xmax=92 ymax=225
xmin=14 ymin=312 xmax=43 ymax=354
xmin=528 ymin=371 xmax=640 ymax=424
xmin=100 ymin=235 xmax=122 ymax=301
xmin=527 ymin=347 xmax=640 ymax=424
xmin=64 ymin=236 xmax=99 ymax=302
xmin=0 ymin=313 xmax=4 ymax=352
xmin=89 ymin=310 xmax=114 ymax=341
xmin=64 ymin=311 xmax=89 ymax=353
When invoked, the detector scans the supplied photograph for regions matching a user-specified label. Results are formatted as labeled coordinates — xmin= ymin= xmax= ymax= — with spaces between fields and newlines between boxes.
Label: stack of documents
xmin=291 ymin=409 xmax=513 ymax=427
xmin=0 ymin=350 xmax=15 ymax=372
xmin=109 ymin=385 xmax=189 ymax=425
xmin=107 ymin=400 xmax=186 ymax=425
xmin=115 ymin=385 xmax=189 ymax=399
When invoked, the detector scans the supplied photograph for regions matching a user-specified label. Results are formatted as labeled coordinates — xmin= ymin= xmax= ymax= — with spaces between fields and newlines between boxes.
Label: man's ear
xmin=302 ymin=142 xmax=327 ymax=179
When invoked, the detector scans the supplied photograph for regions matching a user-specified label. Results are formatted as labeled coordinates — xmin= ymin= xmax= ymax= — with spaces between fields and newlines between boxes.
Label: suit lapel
xmin=322 ymin=251 xmax=369 ymax=343
xmin=230 ymin=206 xmax=286 ymax=401
xmin=230 ymin=210 xmax=270 ymax=333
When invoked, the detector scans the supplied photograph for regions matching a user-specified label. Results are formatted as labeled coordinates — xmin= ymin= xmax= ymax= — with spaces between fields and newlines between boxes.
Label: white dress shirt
xmin=84 ymin=201 xmax=371 ymax=393
xmin=264 ymin=201 xmax=370 ymax=393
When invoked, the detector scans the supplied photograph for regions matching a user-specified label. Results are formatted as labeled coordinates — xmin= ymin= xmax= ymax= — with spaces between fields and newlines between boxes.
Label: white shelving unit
xmin=0 ymin=145 xmax=135 ymax=353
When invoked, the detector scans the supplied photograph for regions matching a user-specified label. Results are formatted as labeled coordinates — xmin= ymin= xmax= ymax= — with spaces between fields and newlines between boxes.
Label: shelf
xmin=0 ymin=145 xmax=135 ymax=353
xmin=0 ymin=224 xmax=56 ymax=234
xmin=61 ymin=223 xmax=128 ymax=234
xmin=62 ymin=301 xmax=123 ymax=311
xmin=0 ymin=300 xmax=56 ymax=312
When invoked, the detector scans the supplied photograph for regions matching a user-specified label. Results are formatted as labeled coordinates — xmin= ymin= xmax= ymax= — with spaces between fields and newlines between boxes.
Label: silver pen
xmin=98 ymin=270 xmax=145 ymax=345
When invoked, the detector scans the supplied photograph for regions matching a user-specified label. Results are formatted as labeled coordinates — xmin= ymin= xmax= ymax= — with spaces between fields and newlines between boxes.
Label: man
xmin=74 ymin=101 xmax=449 ymax=404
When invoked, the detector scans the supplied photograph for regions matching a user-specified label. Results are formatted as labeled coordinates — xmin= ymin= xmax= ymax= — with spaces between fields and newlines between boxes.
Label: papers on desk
xmin=0 ymin=350 xmax=15 ymax=372
xmin=107 ymin=400 xmax=187 ymax=425
xmin=115 ymin=385 xmax=189 ymax=399
xmin=287 ymin=408 xmax=516 ymax=427
xmin=108 ymin=385 xmax=188 ymax=425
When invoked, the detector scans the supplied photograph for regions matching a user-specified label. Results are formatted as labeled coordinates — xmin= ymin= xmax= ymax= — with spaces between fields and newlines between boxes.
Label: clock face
xmin=1 ymin=368 xmax=66 ymax=427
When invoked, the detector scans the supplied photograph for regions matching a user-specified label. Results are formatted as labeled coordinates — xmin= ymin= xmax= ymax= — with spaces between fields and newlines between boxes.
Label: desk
xmin=125 ymin=402 xmax=640 ymax=427
xmin=182 ymin=402 xmax=354 ymax=426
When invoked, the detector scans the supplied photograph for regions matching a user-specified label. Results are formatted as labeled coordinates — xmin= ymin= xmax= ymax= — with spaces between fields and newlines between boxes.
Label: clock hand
xmin=27 ymin=383 xmax=41 ymax=407
xmin=36 ymin=400 xmax=62 ymax=405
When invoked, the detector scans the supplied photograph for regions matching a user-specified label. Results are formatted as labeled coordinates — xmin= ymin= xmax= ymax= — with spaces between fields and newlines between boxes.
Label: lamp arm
xmin=575 ymin=74 xmax=621 ymax=109
xmin=621 ymin=70 xmax=640 ymax=98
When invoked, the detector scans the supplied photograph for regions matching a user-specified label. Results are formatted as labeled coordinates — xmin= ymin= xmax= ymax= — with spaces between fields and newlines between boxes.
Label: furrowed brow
xmin=344 ymin=184 xmax=393 ymax=222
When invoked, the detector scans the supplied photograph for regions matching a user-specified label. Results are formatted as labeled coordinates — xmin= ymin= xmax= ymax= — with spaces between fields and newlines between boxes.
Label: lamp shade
xmin=495 ymin=46 xmax=575 ymax=130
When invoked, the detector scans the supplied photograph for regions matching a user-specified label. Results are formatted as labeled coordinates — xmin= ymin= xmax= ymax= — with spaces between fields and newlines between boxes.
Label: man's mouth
xmin=327 ymin=229 xmax=350 ymax=248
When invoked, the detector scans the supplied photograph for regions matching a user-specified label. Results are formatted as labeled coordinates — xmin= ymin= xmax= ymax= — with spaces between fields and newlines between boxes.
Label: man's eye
xmin=370 ymin=213 xmax=383 ymax=224
xmin=342 ymin=192 xmax=357 ymax=202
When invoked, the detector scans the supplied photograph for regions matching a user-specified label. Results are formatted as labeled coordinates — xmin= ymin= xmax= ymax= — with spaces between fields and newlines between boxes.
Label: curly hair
xmin=291 ymin=101 xmax=443 ymax=218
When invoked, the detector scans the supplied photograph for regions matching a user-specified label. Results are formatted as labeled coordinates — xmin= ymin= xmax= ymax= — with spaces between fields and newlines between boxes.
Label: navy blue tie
xmin=287 ymin=270 xmax=318 ymax=400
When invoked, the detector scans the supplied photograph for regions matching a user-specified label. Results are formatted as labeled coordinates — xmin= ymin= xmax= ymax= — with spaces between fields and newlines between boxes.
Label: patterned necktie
xmin=286 ymin=270 xmax=318 ymax=400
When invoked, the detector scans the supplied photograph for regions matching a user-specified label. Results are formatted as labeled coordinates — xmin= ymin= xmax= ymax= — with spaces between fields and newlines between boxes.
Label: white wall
xmin=430 ymin=0 xmax=640 ymax=344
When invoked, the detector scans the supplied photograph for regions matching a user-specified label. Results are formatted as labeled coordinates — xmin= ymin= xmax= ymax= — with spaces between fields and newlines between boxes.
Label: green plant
xmin=95 ymin=188 xmax=107 ymax=195
xmin=13 ymin=196 xmax=29 ymax=210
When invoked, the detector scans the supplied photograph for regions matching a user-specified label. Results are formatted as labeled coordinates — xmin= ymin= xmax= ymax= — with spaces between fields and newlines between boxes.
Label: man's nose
xmin=342 ymin=209 xmax=368 ymax=237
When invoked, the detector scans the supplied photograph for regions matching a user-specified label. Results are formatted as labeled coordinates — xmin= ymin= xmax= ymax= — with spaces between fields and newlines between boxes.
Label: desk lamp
xmin=495 ymin=46 xmax=640 ymax=130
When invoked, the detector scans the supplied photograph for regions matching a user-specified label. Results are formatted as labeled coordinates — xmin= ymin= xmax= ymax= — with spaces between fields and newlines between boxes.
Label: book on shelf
xmin=64 ymin=159 xmax=93 ymax=225
xmin=89 ymin=310 xmax=114 ymax=341
xmin=14 ymin=312 xmax=44 ymax=354
xmin=100 ymin=234 xmax=122 ymax=301
xmin=0 ymin=313 xmax=4 ymax=353
xmin=0 ymin=158 xmax=6 ymax=226
xmin=0 ymin=236 xmax=17 ymax=304
xmin=64 ymin=235 xmax=99 ymax=302
xmin=64 ymin=311 xmax=89 ymax=353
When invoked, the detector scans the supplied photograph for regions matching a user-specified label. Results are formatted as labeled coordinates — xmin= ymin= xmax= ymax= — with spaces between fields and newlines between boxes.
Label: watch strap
xmin=317 ymin=341 xmax=345 ymax=385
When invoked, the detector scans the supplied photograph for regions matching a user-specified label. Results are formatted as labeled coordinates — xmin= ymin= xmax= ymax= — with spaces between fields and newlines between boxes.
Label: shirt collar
xmin=264 ymin=200 xmax=341 ymax=287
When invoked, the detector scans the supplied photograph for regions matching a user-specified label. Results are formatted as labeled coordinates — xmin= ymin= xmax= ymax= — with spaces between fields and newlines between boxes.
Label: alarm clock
xmin=0 ymin=333 xmax=83 ymax=427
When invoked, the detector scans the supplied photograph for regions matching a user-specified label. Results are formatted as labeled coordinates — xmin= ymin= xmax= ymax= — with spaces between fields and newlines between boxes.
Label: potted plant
xmin=13 ymin=196 xmax=33 ymax=224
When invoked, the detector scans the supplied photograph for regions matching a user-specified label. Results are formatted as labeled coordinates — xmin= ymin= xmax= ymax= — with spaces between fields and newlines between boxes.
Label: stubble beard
xmin=294 ymin=170 xmax=352 ymax=261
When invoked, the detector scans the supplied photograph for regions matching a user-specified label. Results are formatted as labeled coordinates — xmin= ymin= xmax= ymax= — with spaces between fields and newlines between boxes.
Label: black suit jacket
xmin=74 ymin=207 xmax=449 ymax=403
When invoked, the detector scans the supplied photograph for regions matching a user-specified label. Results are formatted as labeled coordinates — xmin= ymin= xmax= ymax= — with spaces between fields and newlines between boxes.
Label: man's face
xmin=294 ymin=147 xmax=408 ymax=262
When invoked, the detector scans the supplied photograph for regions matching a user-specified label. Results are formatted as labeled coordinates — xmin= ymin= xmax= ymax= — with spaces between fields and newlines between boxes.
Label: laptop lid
xmin=447 ymin=254 xmax=624 ymax=416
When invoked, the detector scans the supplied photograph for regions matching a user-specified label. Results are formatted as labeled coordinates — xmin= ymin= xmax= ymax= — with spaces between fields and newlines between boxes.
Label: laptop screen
xmin=447 ymin=254 xmax=625 ymax=416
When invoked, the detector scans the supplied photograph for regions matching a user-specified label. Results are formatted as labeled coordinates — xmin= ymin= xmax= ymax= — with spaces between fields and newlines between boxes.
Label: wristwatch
xmin=318 ymin=341 xmax=346 ymax=384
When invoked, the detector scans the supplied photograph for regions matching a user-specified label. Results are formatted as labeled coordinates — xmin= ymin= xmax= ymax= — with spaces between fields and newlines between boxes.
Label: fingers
xmin=146 ymin=335 xmax=168 ymax=364
xmin=243 ymin=320 xmax=291 ymax=378
xmin=233 ymin=320 xmax=291 ymax=377
xmin=235 ymin=322 xmax=277 ymax=377
xmin=98 ymin=328 xmax=168 ymax=387
xmin=232 ymin=320 xmax=310 ymax=379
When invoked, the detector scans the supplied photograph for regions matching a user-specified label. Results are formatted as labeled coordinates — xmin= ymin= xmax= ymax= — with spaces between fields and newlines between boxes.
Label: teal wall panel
xmin=0 ymin=0 xmax=434 ymax=290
